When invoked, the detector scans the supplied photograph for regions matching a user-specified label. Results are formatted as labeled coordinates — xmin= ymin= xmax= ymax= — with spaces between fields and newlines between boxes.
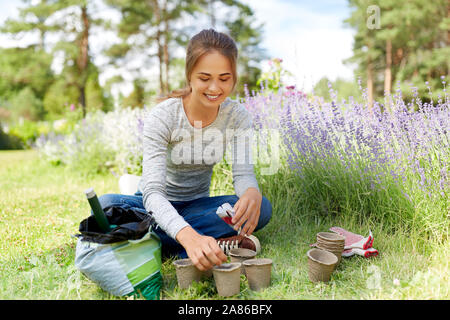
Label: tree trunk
xmin=151 ymin=0 xmax=165 ymax=95
xmin=162 ymin=0 xmax=170 ymax=94
xmin=209 ymin=0 xmax=216 ymax=27
xmin=366 ymin=40 xmax=374 ymax=110
xmin=77 ymin=5 xmax=90 ymax=118
xmin=163 ymin=33 xmax=169 ymax=94
xmin=79 ymin=86 xmax=86 ymax=118
xmin=447 ymin=0 xmax=450 ymax=46
xmin=384 ymin=38 xmax=392 ymax=96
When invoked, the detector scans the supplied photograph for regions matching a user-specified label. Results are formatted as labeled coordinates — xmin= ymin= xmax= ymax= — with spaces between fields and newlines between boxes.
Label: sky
xmin=0 ymin=0 xmax=356 ymax=94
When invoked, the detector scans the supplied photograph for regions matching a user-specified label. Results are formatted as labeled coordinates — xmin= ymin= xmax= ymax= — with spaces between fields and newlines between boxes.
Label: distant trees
xmin=0 ymin=0 xmax=266 ymax=122
xmin=345 ymin=0 xmax=449 ymax=107
xmin=1 ymin=0 xmax=111 ymax=119
xmin=224 ymin=1 xmax=267 ymax=96
xmin=0 ymin=46 xmax=53 ymax=121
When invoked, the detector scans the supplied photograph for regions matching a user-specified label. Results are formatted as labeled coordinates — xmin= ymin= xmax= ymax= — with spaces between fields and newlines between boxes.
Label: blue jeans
xmin=97 ymin=192 xmax=272 ymax=259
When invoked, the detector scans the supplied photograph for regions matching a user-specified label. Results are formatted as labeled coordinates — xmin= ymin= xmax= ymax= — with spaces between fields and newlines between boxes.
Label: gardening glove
xmin=342 ymin=247 xmax=379 ymax=258
xmin=329 ymin=226 xmax=378 ymax=258
xmin=329 ymin=226 xmax=373 ymax=250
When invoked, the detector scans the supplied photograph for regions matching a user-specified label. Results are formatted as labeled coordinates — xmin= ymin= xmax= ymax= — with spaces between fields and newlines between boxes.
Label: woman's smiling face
xmin=188 ymin=50 xmax=235 ymax=110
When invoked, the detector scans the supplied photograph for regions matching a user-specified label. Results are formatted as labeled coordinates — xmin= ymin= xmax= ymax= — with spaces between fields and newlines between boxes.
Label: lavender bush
xmin=243 ymin=81 xmax=449 ymax=240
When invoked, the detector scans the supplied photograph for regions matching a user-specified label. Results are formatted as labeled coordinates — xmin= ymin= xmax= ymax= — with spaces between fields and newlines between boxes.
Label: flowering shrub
xmin=243 ymin=81 xmax=449 ymax=239
xmin=36 ymin=107 xmax=145 ymax=175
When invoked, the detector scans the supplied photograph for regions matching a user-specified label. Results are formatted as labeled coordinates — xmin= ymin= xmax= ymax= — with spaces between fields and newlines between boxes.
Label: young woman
xmin=98 ymin=29 xmax=272 ymax=271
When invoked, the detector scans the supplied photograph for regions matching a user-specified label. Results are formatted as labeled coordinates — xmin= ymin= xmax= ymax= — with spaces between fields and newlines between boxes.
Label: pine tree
xmin=345 ymin=0 xmax=449 ymax=105
xmin=104 ymin=0 xmax=200 ymax=96
xmin=224 ymin=3 xmax=267 ymax=96
xmin=1 ymin=0 xmax=110 ymax=118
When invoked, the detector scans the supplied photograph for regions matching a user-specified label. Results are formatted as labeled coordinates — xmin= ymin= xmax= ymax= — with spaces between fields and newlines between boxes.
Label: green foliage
xmin=0 ymin=125 xmax=23 ymax=150
xmin=103 ymin=0 xmax=266 ymax=98
xmin=43 ymin=78 xmax=79 ymax=117
xmin=0 ymin=47 xmax=54 ymax=99
xmin=0 ymin=47 xmax=54 ymax=121
xmin=122 ymin=79 xmax=147 ymax=109
xmin=85 ymin=69 xmax=114 ymax=113
xmin=9 ymin=87 xmax=45 ymax=121
xmin=345 ymin=0 xmax=449 ymax=100
xmin=0 ymin=0 xmax=266 ymax=117
xmin=8 ymin=119 xmax=46 ymax=148
xmin=0 ymin=0 xmax=113 ymax=119
xmin=257 ymin=58 xmax=293 ymax=93
xmin=7 ymin=117 xmax=78 ymax=149
xmin=313 ymin=77 xmax=363 ymax=103
xmin=225 ymin=4 xmax=267 ymax=96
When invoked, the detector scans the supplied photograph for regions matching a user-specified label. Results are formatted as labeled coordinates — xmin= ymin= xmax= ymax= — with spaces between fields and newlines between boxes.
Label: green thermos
xmin=85 ymin=187 xmax=111 ymax=233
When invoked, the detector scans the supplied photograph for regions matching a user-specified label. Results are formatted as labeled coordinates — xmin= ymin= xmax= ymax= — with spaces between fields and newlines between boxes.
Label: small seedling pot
xmin=243 ymin=258 xmax=272 ymax=291
xmin=212 ymin=263 xmax=242 ymax=297
xmin=307 ymin=248 xmax=338 ymax=283
xmin=229 ymin=248 xmax=257 ymax=275
xmin=173 ymin=258 xmax=202 ymax=289
xmin=201 ymin=268 xmax=213 ymax=279
xmin=316 ymin=245 xmax=344 ymax=265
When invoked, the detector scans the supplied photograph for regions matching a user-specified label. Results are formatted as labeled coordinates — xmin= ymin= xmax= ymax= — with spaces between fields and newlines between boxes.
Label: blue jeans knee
xmin=256 ymin=196 xmax=272 ymax=231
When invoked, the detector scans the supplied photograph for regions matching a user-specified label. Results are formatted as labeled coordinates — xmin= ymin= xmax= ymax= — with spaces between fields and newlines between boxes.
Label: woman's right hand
xmin=176 ymin=226 xmax=228 ymax=271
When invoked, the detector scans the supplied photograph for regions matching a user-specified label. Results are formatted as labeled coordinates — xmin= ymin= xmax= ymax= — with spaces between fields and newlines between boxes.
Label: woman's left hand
xmin=231 ymin=188 xmax=262 ymax=236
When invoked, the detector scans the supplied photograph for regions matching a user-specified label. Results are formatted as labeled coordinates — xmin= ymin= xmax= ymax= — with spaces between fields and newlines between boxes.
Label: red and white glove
xmin=329 ymin=227 xmax=378 ymax=258
xmin=342 ymin=247 xmax=379 ymax=258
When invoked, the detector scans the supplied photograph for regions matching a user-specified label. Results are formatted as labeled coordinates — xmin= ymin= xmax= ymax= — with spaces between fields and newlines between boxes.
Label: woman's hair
xmin=157 ymin=29 xmax=238 ymax=102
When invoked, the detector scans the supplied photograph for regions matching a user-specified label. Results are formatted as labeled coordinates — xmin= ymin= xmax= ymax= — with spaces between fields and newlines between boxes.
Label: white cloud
xmin=269 ymin=26 xmax=355 ymax=91
xmin=242 ymin=0 xmax=355 ymax=91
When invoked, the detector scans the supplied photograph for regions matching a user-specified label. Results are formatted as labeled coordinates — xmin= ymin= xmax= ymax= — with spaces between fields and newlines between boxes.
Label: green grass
xmin=0 ymin=150 xmax=448 ymax=299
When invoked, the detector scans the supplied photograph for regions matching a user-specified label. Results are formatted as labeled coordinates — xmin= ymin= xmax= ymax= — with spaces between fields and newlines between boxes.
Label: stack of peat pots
xmin=316 ymin=232 xmax=345 ymax=264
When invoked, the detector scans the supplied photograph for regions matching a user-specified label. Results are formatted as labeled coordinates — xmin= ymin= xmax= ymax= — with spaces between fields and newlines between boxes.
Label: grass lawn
xmin=0 ymin=150 xmax=448 ymax=299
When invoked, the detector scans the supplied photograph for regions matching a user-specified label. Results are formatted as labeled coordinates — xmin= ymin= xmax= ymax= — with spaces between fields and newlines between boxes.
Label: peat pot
xmin=307 ymin=248 xmax=338 ymax=283
xmin=212 ymin=263 xmax=242 ymax=297
xmin=243 ymin=258 xmax=272 ymax=291
xmin=173 ymin=258 xmax=202 ymax=289
xmin=229 ymin=248 xmax=257 ymax=275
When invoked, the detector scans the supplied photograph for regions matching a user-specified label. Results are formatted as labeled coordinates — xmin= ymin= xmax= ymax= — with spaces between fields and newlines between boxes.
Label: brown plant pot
xmin=317 ymin=232 xmax=346 ymax=242
xmin=173 ymin=258 xmax=202 ymax=289
xmin=307 ymin=248 xmax=338 ymax=283
xmin=212 ymin=263 xmax=242 ymax=297
xmin=229 ymin=248 xmax=257 ymax=275
xmin=243 ymin=258 xmax=272 ymax=291
xmin=316 ymin=245 xmax=344 ymax=265
xmin=201 ymin=268 xmax=213 ymax=279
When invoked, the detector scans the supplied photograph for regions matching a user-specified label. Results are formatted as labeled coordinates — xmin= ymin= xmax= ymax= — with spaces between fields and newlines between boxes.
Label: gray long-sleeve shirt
xmin=139 ymin=97 xmax=260 ymax=240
